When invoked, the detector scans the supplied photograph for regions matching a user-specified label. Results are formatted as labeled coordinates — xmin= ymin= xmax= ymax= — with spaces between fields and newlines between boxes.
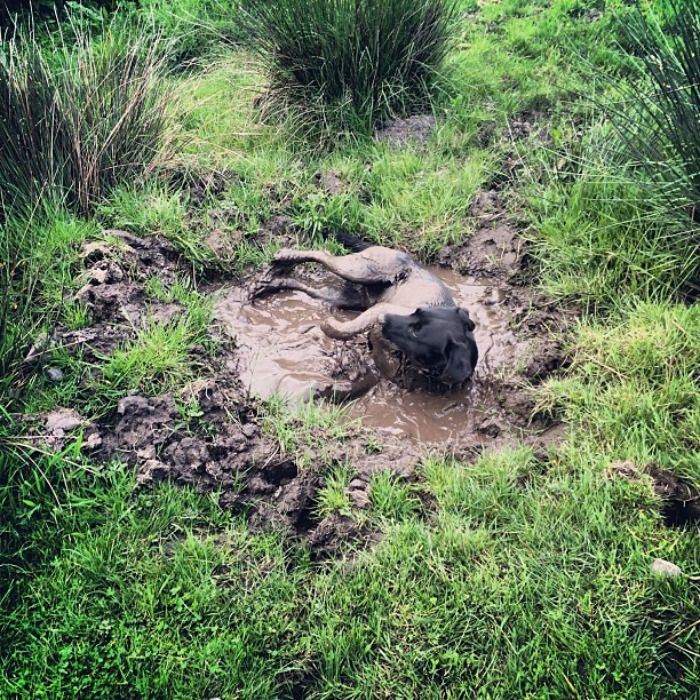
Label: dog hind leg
xmin=252 ymin=276 xmax=367 ymax=310
xmin=272 ymin=248 xmax=406 ymax=286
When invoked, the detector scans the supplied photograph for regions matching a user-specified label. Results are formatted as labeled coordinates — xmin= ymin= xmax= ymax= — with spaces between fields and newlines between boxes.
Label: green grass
xmin=537 ymin=302 xmax=700 ymax=482
xmin=239 ymin=0 xmax=458 ymax=135
xmin=263 ymin=397 xmax=354 ymax=468
xmin=316 ymin=463 xmax=354 ymax=518
xmin=529 ymin=127 xmax=700 ymax=308
xmin=0 ymin=209 xmax=99 ymax=399
xmin=97 ymin=315 xmax=208 ymax=401
xmin=3 ymin=0 xmax=700 ymax=697
xmin=0 ymin=19 xmax=171 ymax=216
xmin=3 ymin=446 xmax=697 ymax=697
xmin=369 ymin=470 xmax=422 ymax=520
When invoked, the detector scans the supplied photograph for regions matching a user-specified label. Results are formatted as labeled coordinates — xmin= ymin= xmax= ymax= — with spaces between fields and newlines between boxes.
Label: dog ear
xmin=457 ymin=307 xmax=475 ymax=332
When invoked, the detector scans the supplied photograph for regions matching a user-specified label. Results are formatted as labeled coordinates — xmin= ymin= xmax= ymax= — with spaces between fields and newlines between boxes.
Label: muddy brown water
xmin=214 ymin=267 xmax=522 ymax=443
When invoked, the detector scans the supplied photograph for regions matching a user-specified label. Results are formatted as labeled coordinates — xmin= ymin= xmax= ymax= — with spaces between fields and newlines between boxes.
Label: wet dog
xmin=254 ymin=244 xmax=479 ymax=385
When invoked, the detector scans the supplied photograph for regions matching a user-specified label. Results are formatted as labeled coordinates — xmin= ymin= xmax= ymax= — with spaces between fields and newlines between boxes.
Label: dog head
xmin=381 ymin=306 xmax=478 ymax=385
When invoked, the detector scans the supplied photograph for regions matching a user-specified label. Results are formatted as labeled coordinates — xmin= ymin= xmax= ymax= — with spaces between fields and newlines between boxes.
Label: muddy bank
xmin=214 ymin=186 xmax=568 ymax=447
xmin=215 ymin=265 xmax=543 ymax=445
xmin=27 ymin=227 xmax=422 ymax=557
xmin=26 ymin=179 xmax=569 ymax=557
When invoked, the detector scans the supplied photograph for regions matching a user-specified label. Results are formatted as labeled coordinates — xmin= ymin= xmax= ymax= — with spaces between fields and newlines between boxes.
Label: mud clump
xmin=376 ymin=114 xmax=436 ymax=147
xmin=43 ymin=407 xmax=102 ymax=451
xmin=99 ymin=377 xmax=379 ymax=558
xmin=64 ymin=230 xmax=188 ymax=358
xmin=606 ymin=460 xmax=700 ymax=528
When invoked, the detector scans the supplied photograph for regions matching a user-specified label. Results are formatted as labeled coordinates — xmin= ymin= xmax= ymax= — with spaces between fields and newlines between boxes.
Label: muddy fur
xmin=253 ymin=245 xmax=479 ymax=386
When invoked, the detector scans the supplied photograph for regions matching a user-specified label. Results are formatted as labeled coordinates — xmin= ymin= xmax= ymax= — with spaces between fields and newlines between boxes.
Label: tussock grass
xmin=591 ymin=0 xmax=700 ymax=297
xmin=0 ymin=20 xmax=171 ymax=216
xmin=240 ymin=0 xmax=458 ymax=136
xmin=609 ymin=0 xmax=700 ymax=217
xmin=316 ymin=463 xmax=353 ymax=518
xmin=530 ymin=124 xmax=700 ymax=307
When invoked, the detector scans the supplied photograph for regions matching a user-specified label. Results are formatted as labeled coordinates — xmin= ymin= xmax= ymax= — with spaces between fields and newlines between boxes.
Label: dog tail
xmin=329 ymin=229 xmax=373 ymax=252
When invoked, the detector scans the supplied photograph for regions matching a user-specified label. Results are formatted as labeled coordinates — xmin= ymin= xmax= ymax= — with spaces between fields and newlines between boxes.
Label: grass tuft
xmin=0 ymin=18 xmax=172 ymax=216
xmin=240 ymin=0 xmax=458 ymax=136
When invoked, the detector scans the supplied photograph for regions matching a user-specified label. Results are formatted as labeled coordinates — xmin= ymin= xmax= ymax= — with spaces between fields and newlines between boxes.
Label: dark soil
xmin=607 ymin=460 xmax=700 ymax=528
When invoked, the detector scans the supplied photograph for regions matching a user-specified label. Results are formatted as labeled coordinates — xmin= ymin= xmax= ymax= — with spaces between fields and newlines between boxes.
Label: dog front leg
xmin=321 ymin=303 xmax=410 ymax=340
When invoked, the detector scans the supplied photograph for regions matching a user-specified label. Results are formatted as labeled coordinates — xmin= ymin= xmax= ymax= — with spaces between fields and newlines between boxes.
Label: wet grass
xmin=2 ymin=0 xmax=700 ymax=697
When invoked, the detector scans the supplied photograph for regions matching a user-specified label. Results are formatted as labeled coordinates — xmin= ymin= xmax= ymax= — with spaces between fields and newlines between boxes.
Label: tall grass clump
xmin=240 ymin=0 xmax=457 ymax=136
xmin=603 ymin=0 xmax=700 ymax=294
xmin=0 ymin=20 xmax=172 ymax=217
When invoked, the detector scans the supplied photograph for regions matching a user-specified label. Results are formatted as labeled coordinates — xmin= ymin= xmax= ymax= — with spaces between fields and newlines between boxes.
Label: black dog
xmin=254 ymin=243 xmax=478 ymax=385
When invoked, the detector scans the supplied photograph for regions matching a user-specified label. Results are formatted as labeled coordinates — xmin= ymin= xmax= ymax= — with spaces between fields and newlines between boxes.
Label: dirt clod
xmin=46 ymin=408 xmax=82 ymax=435
xmin=376 ymin=114 xmax=436 ymax=147
xmin=651 ymin=558 xmax=682 ymax=578
xmin=606 ymin=461 xmax=700 ymax=528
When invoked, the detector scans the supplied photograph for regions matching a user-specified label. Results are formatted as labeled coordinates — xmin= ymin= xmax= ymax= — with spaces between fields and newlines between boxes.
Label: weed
xmin=369 ymin=471 xmax=422 ymax=521
xmin=317 ymin=463 xmax=353 ymax=518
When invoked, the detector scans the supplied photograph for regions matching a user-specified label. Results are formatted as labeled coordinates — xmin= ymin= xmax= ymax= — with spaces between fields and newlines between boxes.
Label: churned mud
xmin=27 ymin=171 xmax=573 ymax=556
xmin=215 ymin=265 xmax=543 ymax=445
xmin=215 ymin=185 xmax=568 ymax=448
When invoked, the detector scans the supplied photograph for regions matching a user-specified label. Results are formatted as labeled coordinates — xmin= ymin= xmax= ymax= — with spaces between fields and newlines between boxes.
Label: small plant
xmin=370 ymin=471 xmax=421 ymax=520
xmin=317 ymin=463 xmax=353 ymax=517
xmin=240 ymin=0 xmax=457 ymax=135
xmin=63 ymin=301 xmax=92 ymax=330
xmin=0 ymin=19 xmax=172 ymax=216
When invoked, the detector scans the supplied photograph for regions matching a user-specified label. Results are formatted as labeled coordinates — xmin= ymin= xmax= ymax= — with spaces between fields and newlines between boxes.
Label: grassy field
xmin=1 ymin=0 xmax=699 ymax=698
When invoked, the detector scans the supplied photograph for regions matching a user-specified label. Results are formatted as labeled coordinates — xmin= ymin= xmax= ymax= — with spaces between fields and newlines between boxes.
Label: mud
xmin=214 ymin=184 xmax=567 ymax=447
xmin=606 ymin=461 xmax=700 ymax=528
xmin=24 ymin=173 xmax=570 ymax=557
xmin=215 ymin=265 xmax=539 ymax=445
xmin=375 ymin=114 xmax=436 ymax=147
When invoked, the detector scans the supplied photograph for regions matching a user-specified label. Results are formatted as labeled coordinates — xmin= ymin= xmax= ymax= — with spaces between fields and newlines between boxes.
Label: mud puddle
xmin=27 ymin=181 xmax=571 ymax=556
xmin=215 ymin=267 xmax=525 ymax=443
